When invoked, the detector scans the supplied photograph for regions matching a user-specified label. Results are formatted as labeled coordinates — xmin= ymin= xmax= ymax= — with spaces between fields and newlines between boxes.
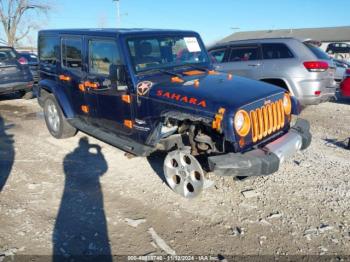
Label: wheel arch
xmin=260 ymin=78 xmax=292 ymax=94
xmin=38 ymin=79 xmax=75 ymax=119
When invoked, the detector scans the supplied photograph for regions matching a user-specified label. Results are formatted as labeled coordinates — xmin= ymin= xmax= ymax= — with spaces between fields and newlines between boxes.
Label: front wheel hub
xmin=163 ymin=150 xmax=205 ymax=198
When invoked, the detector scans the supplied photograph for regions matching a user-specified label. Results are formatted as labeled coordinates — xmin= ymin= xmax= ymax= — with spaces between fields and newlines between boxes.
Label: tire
xmin=19 ymin=91 xmax=33 ymax=100
xmin=43 ymin=94 xmax=77 ymax=139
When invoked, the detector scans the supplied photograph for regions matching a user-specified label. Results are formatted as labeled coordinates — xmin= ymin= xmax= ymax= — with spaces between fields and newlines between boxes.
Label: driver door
xmin=85 ymin=38 xmax=133 ymax=135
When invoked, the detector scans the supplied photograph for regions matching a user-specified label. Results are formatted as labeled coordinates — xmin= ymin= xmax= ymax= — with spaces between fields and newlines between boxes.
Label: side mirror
xmin=109 ymin=64 xmax=127 ymax=86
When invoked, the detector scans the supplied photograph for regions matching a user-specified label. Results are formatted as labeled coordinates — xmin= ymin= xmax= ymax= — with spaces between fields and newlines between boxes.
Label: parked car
xmin=333 ymin=58 xmax=349 ymax=87
xmin=208 ymin=38 xmax=337 ymax=107
xmin=36 ymin=29 xmax=311 ymax=198
xmin=326 ymin=42 xmax=350 ymax=61
xmin=18 ymin=52 xmax=39 ymax=84
xmin=339 ymin=68 xmax=350 ymax=150
xmin=0 ymin=46 xmax=34 ymax=98
xmin=340 ymin=68 xmax=350 ymax=97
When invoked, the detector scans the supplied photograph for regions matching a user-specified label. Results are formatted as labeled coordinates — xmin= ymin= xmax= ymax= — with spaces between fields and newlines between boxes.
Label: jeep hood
xmin=146 ymin=73 xmax=285 ymax=112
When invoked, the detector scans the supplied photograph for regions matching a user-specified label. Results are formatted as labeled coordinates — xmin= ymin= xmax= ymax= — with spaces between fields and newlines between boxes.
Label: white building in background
xmin=219 ymin=26 xmax=350 ymax=61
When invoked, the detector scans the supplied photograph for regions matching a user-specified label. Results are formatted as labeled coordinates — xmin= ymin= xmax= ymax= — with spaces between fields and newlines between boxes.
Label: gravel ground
xmin=0 ymin=95 xmax=350 ymax=259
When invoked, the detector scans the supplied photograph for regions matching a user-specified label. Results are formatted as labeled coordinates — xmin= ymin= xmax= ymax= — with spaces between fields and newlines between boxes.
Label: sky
xmin=2 ymin=0 xmax=350 ymax=46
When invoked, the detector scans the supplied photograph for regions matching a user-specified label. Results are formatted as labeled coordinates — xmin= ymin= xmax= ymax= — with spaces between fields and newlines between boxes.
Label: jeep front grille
xmin=250 ymin=99 xmax=286 ymax=143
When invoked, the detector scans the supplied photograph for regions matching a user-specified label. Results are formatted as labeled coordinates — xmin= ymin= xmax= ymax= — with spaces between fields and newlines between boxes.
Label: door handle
xmin=248 ymin=63 xmax=261 ymax=67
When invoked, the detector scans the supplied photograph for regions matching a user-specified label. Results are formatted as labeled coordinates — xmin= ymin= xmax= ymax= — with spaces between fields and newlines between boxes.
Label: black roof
xmin=39 ymin=28 xmax=197 ymax=37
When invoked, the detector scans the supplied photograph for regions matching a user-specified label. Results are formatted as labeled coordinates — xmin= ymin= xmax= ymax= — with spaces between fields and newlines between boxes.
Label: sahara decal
xmin=156 ymin=89 xmax=207 ymax=108
xmin=137 ymin=81 xmax=153 ymax=96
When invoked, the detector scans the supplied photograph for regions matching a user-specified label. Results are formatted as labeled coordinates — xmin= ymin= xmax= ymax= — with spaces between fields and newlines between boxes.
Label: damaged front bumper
xmin=208 ymin=119 xmax=312 ymax=177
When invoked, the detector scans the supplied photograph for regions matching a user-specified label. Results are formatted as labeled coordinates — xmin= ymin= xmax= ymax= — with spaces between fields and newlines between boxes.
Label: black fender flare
xmin=38 ymin=79 xmax=75 ymax=119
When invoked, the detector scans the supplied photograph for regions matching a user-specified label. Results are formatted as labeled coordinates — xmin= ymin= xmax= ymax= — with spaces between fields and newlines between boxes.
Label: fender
xmin=38 ymin=79 xmax=75 ymax=119
xmin=291 ymin=96 xmax=302 ymax=115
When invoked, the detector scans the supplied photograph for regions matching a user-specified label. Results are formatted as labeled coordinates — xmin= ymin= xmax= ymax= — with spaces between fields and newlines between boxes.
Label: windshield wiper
xmin=138 ymin=68 xmax=183 ymax=78
xmin=178 ymin=64 xmax=211 ymax=73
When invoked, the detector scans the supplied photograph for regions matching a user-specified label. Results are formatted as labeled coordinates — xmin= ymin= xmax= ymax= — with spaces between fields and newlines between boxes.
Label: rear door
xmin=60 ymin=36 xmax=92 ymax=120
xmin=216 ymin=44 xmax=262 ymax=79
xmin=260 ymin=43 xmax=296 ymax=80
xmin=0 ymin=48 xmax=28 ymax=85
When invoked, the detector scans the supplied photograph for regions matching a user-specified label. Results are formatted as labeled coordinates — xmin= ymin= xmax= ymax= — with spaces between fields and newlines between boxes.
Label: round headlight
xmin=283 ymin=93 xmax=292 ymax=115
xmin=234 ymin=110 xmax=251 ymax=137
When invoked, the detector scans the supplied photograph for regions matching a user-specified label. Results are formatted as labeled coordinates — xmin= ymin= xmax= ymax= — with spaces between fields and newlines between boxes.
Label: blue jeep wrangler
xmin=37 ymin=29 xmax=311 ymax=198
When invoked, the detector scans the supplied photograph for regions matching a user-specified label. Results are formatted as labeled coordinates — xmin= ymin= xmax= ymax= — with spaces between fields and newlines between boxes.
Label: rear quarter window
xmin=262 ymin=43 xmax=294 ymax=59
xmin=304 ymin=43 xmax=330 ymax=60
xmin=39 ymin=36 xmax=59 ymax=65
xmin=62 ymin=37 xmax=83 ymax=71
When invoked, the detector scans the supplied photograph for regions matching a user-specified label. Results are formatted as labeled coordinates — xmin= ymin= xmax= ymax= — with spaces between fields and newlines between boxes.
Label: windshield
xmin=126 ymin=35 xmax=209 ymax=73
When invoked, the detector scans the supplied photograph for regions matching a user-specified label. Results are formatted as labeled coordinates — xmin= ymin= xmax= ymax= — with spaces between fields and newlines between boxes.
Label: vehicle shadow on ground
xmin=332 ymin=93 xmax=350 ymax=105
xmin=146 ymin=151 xmax=167 ymax=184
xmin=0 ymin=93 xmax=23 ymax=101
xmin=52 ymin=137 xmax=112 ymax=261
xmin=323 ymin=138 xmax=350 ymax=150
xmin=0 ymin=115 xmax=15 ymax=192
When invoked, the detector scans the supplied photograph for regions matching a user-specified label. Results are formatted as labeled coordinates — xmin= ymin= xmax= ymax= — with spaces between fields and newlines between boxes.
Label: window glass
xmin=0 ymin=48 xmax=16 ymax=62
xmin=89 ymin=40 xmax=121 ymax=75
xmin=62 ymin=38 xmax=82 ymax=70
xmin=20 ymin=53 xmax=38 ymax=63
xmin=262 ymin=43 xmax=294 ymax=59
xmin=39 ymin=36 xmax=59 ymax=65
xmin=304 ymin=43 xmax=330 ymax=60
xmin=209 ymin=49 xmax=226 ymax=63
xmin=229 ymin=46 xmax=259 ymax=62
xmin=126 ymin=35 xmax=209 ymax=73
xmin=326 ymin=43 xmax=350 ymax=54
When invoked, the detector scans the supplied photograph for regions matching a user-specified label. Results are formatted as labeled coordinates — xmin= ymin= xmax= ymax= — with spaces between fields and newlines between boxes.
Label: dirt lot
xmin=0 ymin=95 xmax=350 ymax=260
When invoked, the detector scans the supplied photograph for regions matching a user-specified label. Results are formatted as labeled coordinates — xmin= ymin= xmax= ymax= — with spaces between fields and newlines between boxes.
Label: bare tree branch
xmin=0 ymin=0 xmax=52 ymax=46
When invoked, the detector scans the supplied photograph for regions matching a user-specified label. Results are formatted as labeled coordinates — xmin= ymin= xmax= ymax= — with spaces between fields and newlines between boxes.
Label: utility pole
xmin=113 ymin=0 xmax=121 ymax=28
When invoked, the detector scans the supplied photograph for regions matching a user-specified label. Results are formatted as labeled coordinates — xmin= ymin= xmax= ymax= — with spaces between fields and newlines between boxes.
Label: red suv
xmin=340 ymin=68 xmax=350 ymax=97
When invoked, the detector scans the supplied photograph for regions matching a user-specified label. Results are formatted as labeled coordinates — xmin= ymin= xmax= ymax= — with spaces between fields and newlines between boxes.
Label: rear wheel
xmin=43 ymin=94 xmax=77 ymax=139
xmin=19 ymin=90 xmax=33 ymax=100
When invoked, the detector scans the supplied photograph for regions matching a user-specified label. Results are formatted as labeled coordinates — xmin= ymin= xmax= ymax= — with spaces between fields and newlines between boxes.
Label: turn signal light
xmin=283 ymin=93 xmax=292 ymax=115
xmin=59 ymin=75 xmax=71 ymax=81
xmin=81 ymin=105 xmax=89 ymax=113
xmin=124 ymin=120 xmax=133 ymax=129
xmin=212 ymin=108 xmax=226 ymax=132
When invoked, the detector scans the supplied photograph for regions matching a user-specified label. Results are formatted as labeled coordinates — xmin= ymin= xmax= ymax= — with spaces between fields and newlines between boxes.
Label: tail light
xmin=18 ymin=57 xmax=28 ymax=65
xmin=346 ymin=69 xmax=350 ymax=75
xmin=303 ymin=61 xmax=329 ymax=72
